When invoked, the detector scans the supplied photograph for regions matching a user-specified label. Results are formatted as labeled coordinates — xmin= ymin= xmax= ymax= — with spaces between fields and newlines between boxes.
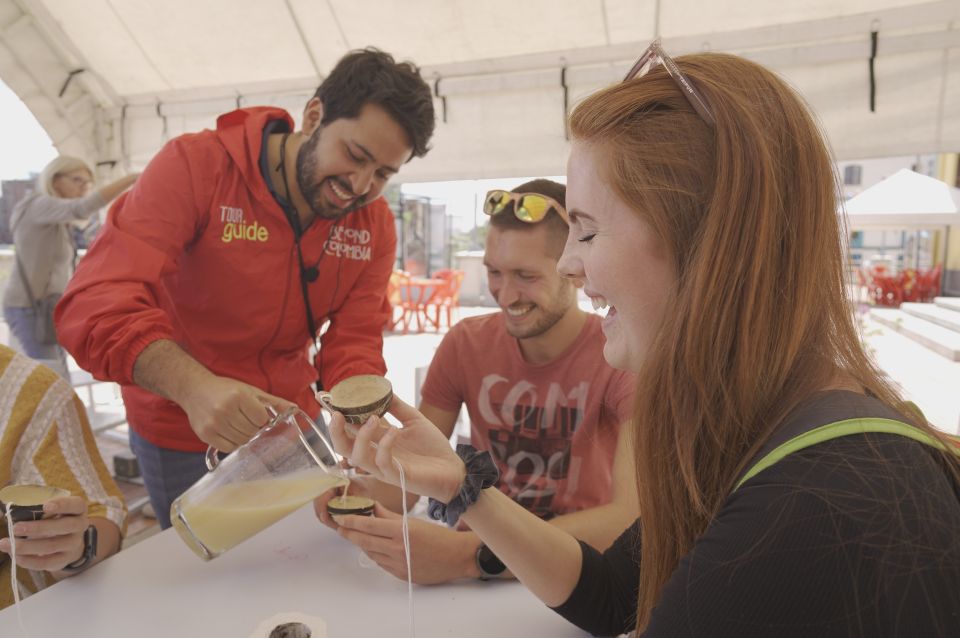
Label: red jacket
xmin=56 ymin=107 xmax=395 ymax=452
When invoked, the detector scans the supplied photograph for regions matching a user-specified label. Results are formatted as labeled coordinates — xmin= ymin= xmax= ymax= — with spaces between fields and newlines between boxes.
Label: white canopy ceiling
xmin=845 ymin=168 xmax=960 ymax=227
xmin=1 ymin=0 xmax=958 ymax=183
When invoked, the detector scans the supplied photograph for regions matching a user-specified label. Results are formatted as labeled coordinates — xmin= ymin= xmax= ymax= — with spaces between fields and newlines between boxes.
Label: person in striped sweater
xmin=0 ymin=345 xmax=127 ymax=610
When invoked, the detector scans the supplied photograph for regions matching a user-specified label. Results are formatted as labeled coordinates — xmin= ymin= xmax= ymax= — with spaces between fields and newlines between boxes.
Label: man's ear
xmin=302 ymin=97 xmax=324 ymax=136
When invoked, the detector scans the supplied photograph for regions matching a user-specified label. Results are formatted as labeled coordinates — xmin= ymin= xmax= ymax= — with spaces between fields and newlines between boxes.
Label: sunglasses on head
xmin=624 ymin=38 xmax=716 ymax=127
xmin=483 ymin=190 xmax=568 ymax=224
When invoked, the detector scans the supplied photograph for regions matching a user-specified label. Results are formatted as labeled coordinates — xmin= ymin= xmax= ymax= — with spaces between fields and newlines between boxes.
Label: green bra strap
xmin=733 ymin=417 xmax=956 ymax=493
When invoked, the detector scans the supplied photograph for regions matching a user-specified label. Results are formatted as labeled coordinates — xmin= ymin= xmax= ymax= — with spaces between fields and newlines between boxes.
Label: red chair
xmin=868 ymin=263 xmax=889 ymax=277
xmin=900 ymin=268 xmax=920 ymax=302
xmin=385 ymin=270 xmax=429 ymax=334
xmin=424 ymin=269 xmax=465 ymax=331
xmin=854 ymin=267 xmax=870 ymax=304
xmin=385 ymin=270 xmax=406 ymax=332
xmin=916 ymin=264 xmax=943 ymax=302
xmin=870 ymin=273 xmax=903 ymax=307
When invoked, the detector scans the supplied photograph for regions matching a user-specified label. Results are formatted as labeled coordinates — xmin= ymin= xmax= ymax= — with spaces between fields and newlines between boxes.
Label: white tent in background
xmin=843 ymin=169 xmax=959 ymax=283
xmin=1 ymin=0 xmax=959 ymax=182
xmin=844 ymin=169 xmax=960 ymax=229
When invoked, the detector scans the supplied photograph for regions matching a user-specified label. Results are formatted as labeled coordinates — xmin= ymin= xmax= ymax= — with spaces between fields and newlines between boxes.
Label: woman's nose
xmin=556 ymin=248 xmax=582 ymax=280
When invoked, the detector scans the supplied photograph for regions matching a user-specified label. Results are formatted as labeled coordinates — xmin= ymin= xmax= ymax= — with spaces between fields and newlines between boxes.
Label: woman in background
xmin=3 ymin=156 xmax=136 ymax=376
xmin=328 ymin=43 xmax=960 ymax=637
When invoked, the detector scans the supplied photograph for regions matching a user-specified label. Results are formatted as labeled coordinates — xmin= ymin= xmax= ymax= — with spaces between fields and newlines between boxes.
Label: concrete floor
xmin=860 ymin=314 xmax=960 ymax=434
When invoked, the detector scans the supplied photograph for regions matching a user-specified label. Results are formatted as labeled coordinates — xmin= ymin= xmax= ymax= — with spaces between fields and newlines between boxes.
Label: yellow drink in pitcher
xmin=172 ymin=467 xmax=347 ymax=560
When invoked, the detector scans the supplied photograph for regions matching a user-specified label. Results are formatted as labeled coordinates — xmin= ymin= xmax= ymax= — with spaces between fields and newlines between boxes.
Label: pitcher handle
xmin=204 ymin=404 xmax=280 ymax=471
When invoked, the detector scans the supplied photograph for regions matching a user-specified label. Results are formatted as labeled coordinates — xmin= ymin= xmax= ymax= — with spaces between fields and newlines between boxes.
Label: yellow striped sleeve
xmin=0 ymin=346 xmax=127 ymax=610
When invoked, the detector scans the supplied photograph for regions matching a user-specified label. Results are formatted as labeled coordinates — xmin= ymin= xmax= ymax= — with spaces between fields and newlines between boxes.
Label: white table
xmin=0 ymin=506 xmax=585 ymax=637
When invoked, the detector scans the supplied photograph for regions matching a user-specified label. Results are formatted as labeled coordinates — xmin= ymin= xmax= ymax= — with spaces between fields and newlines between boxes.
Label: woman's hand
xmin=313 ymin=469 xmax=377 ymax=529
xmin=329 ymin=395 xmax=466 ymax=503
xmin=335 ymin=503 xmax=481 ymax=584
xmin=0 ymin=496 xmax=89 ymax=572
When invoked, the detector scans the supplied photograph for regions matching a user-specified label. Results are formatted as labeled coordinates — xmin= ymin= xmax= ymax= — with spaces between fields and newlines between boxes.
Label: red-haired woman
xmin=328 ymin=44 xmax=960 ymax=637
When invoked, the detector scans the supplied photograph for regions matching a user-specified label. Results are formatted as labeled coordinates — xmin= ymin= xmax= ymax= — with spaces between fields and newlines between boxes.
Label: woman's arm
xmin=331 ymin=396 xmax=584 ymax=602
xmin=95 ymin=173 xmax=139 ymax=204
xmin=330 ymin=396 xmax=580 ymax=605
xmin=27 ymin=174 xmax=138 ymax=225
xmin=461 ymin=487 xmax=584 ymax=606
xmin=330 ymin=395 xmax=638 ymax=631
xmin=551 ymin=522 xmax=641 ymax=636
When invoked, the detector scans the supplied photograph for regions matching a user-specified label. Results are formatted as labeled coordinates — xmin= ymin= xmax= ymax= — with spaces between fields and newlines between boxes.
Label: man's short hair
xmin=314 ymin=48 xmax=436 ymax=159
xmin=488 ymin=179 xmax=568 ymax=258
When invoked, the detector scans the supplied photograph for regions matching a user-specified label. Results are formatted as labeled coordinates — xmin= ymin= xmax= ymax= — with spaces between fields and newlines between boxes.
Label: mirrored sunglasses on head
xmin=483 ymin=190 xmax=568 ymax=224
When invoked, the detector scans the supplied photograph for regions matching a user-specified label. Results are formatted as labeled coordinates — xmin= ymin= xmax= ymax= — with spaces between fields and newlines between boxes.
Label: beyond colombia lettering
xmin=325 ymin=226 xmax=372 ymax=261
xmin=219 ymin=205 xmax=269 ymax=243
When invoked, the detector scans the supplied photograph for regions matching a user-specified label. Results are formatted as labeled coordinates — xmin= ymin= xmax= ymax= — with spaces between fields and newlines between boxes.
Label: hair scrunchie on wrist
xmin=427 ymin=444 xmax=499 ymax=528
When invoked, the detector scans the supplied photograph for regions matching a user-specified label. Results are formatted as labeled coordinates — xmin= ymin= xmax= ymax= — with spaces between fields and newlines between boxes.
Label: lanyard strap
xmin=278 ymin=132 xmax=323 ymax=392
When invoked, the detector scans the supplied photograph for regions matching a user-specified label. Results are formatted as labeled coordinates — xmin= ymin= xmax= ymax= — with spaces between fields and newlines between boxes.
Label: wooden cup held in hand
xmin=316 ymin=375 xmax=393 ymax=426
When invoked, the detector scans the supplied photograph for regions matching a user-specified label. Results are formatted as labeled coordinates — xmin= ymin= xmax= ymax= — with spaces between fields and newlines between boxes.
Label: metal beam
xmin=108 ymin=19 xmax=960 ymax=108
xmin=13 ymin=0 xmax=120 ymax=106
xmin=0 ymin=23 xmax=95 ymax=157
xmin=284 ymin=0 xmax=322 ymax=80
xmin=415 ymin=1 xmax=960 ymax=78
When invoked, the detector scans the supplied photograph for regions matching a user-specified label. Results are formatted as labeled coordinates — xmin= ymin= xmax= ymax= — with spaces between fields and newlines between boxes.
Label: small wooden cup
xmin=0 ymin=484 xmax=71 ymax=523
xmin=326 ymin=495 xmax=375 ymax=517
xmin=317 ymin=375 xmax=393 ymax=426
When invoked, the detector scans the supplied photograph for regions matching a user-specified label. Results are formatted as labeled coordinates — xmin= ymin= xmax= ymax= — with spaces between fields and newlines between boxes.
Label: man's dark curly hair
xmin=314 ymin=48 xmax=436 ymax=160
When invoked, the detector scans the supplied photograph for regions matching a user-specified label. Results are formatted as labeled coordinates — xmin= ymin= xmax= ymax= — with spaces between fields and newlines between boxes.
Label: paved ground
xmin=860 ymin=314 xmax=960 ymax=434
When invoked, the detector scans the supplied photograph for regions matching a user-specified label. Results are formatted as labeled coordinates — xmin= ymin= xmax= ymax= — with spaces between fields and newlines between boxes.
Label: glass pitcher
xmin=171 ymin=406 xmax=347 ymax=561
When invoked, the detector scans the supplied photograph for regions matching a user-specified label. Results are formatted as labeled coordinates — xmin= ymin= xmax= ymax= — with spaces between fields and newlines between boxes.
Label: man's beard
xmin=503 ymin=281 xmax=577 ymax=340
xmin=295 ymin=129 xmax=366 ymax=220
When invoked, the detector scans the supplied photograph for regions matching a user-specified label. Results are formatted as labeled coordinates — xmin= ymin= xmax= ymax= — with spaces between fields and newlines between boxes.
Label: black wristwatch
xmin=476 ymin=543 xmax=507 ymax=580
xmin=63 ymin=525 xmax=97 ymax=572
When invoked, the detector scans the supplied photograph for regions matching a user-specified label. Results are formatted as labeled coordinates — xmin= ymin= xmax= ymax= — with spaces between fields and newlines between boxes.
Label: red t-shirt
xmin=420 ymin=312 xmax=635 ymax=517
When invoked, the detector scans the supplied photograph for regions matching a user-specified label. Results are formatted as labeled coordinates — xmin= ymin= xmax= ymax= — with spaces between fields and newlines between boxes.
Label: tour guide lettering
xmin=217 ymin=205 xmax=371 ymax=259
xmin=221 ymin=221 xmax=269 ymax=243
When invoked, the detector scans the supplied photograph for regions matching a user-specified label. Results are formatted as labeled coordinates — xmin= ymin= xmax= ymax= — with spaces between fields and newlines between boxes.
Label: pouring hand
xmin=180 ymin=375 xmax=296 ymax=452
xmin=329 ymin=395 xmax=465 ymax=504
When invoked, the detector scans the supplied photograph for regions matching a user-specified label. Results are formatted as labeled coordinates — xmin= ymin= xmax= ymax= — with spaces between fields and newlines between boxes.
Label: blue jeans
xmin=128 ymin=428 xmax=209 ymax=529
xmin=3 ymin=305 xmax=68 ymax=378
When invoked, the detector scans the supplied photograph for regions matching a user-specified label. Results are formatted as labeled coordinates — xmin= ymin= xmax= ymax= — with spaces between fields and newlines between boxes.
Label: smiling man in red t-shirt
xmin=317 ymin=179 xmax=637 ymax=584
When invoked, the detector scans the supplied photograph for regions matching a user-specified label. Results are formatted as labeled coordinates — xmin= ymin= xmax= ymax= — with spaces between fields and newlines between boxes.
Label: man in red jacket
xmin=56 ymin=48 xmax=436 ymax=528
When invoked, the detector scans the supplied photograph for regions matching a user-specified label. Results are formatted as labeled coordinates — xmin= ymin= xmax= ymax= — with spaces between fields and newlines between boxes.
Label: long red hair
xmin=569 ymin=53 xmax=960 ymax=632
